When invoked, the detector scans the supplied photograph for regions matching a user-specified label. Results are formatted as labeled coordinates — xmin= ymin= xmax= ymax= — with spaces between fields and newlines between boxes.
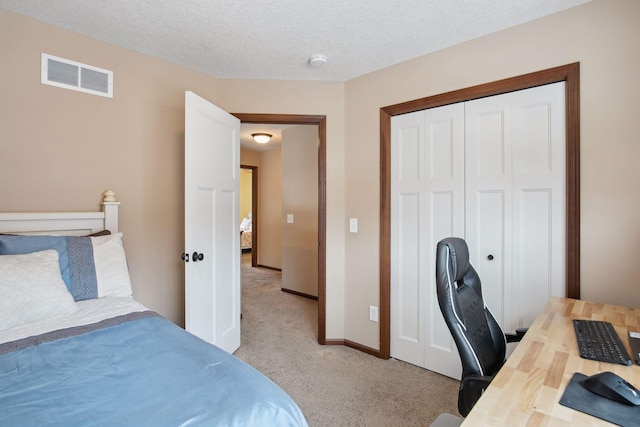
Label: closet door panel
xmin=474 ymin=190 xmax=507 ymax=324
xmin=465 ymin=94 xmax=512 ymax=327
xmin=398 ymin=126 xmax=421 ymax=183
xmin=426 ymin=190 xmax=462 ymax=376
xmin=425 ymin=104 xmax=466 ymax=245
xmin=398 ymin=193 xmax=421 ymax=345
xmin=429 ymin=118 xmax=457 ymax=180
xmin=518 ymin=189 xmax=552 ymax=327
xmin=515 ymin=103 xmax=553 ymax=174
xmin=423 ymin=104 xmax=465 ymax=378
xmin=475 ymin=110 xmax=507 ymax=178
xmin=391 ymin=104 xmax=464 ymax=379
xmin=511 ymin=83 xmax=566 ymax=330
xmin=391 ymin=111 xmax=426 ymax=366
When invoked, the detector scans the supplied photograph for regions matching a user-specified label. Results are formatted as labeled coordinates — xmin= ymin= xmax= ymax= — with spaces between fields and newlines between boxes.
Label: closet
xmin=390 ymin=82 xmax=566 ymax=378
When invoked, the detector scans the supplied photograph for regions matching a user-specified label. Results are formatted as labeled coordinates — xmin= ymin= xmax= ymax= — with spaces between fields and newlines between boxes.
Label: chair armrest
xmin=505 ymin=327 xmax=528 ymax=343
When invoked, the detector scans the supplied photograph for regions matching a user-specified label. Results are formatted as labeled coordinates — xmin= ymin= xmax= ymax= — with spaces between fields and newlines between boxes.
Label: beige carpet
xmin=234 ymin=253 xmax=461 ymax=426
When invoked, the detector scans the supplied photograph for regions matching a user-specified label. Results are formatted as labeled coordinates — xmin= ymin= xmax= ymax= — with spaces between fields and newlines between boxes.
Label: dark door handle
xmin=181 ymin=252 xmax=190 ymax=262
xmin=487 ymin=254 xmax=494 ymax=260
xmin=192 ymin=251 xmax=204 ymax=262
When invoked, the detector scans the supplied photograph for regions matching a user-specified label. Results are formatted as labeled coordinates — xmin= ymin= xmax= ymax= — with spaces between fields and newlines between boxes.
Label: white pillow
xmin=0 ymin=250 xmax=78 ymax=332
xmin=91 ymin=233 xmax=133 ymax=298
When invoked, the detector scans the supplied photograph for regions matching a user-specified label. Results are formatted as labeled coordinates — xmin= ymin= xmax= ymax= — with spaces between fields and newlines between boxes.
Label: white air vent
xmin=41 ymin=54 xmax=113 ymax=98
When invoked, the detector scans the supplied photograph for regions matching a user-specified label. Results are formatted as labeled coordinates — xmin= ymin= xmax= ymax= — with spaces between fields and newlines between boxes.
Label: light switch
xmin=369 ymin=306 xmax=379 ymax=322
xmin=349 ymin=218 xmax=358 ymax=233
xmin=287 ymin=214 xmax=294 ymax=224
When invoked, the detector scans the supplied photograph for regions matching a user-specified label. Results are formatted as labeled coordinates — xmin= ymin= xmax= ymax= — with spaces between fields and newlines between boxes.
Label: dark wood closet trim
xmin=379 ymin=63 xmax=581 ymax=359
xmin=233 ymin=113 xmax=328 ymax=345
xmin=240 ymin=164 xmax=258 ymax=267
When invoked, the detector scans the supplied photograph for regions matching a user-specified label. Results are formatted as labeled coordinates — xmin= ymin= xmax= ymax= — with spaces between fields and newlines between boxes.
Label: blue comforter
xmin=0 ymin=313 xmax=307 ymax=426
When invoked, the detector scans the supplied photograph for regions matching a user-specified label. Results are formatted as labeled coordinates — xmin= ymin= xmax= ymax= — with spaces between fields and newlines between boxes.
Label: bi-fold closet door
xmin=390 ymin=82 xmax=566 ymax=379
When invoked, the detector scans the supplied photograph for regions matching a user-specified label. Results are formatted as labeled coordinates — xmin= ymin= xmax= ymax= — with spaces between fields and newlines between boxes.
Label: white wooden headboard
xmin=0 ymin=191 xmax=120 ymax=236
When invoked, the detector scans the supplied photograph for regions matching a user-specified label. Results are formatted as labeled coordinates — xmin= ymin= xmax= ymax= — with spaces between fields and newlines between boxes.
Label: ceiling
xmin=0 ymin=0 xmax=590 ymax=82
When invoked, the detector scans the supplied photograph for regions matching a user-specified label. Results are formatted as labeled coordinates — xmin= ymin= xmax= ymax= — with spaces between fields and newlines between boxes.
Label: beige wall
xmin=240 ymin=147 xmax=261 ymax=167
xmin=2 ymin=0 xmax=638 ymax=352
xmin=239 ymin=168 xmax=252 ymax=223
xmin=343 ymin=0 xmax=640 ymax=349
xmin=241 ymin=145 xmax=293 ymax=272
xmin=0 ymin=9 xmax=222 ymax=326
xmin=255 ymin=147 xmax=283 ymax=269
xmin=281 ymin=126 xmax=319 ymax=297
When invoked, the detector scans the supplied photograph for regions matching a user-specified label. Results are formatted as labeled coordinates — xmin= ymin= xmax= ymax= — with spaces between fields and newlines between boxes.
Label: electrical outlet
xmin=287 ymin=214 xmax=294 ymax=224
xmin=369 ymin=305 xmax=379 ymax=322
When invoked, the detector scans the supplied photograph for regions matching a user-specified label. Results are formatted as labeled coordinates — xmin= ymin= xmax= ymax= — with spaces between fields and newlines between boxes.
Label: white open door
xmin=184 ymin=91 xmax=241 ymax=354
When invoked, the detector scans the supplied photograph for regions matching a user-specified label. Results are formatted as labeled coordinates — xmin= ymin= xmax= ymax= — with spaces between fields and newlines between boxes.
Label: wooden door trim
xmin=233 ymin=113 xmax=327 ymax=345
xmin=240 ymin=165 xmax=258 ymax=267
xmin=379 ymin=63 xmax=580 ymax=359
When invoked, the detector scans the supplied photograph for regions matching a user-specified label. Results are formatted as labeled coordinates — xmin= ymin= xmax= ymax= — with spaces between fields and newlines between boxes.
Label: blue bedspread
xmin=0 ymin=314 xmax=307 ymax=426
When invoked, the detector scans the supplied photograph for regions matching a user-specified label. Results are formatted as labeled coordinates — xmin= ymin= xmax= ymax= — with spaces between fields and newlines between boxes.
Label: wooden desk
xmin=461 ymin=297 xmax=640 ymax=426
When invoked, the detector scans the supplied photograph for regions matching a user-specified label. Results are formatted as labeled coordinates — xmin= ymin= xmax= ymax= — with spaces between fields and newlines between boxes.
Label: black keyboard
xmin=573 ymin=319 xmax=633 ymax=366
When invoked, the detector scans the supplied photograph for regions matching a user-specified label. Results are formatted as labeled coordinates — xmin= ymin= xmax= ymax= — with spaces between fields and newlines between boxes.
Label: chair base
xmin=430 ymin=413 xmax=463 ymax=427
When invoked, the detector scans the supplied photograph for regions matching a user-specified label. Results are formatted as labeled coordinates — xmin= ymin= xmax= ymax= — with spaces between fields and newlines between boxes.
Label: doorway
xmin=233 ymin=113 xmax=328 ymax=345
xmin=240 ymin=165 xmax=258 ymax=267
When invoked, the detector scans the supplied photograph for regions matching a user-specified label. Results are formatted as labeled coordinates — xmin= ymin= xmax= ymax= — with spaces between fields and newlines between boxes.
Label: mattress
xmin=0 ymin=297 xmax=307 ymax=426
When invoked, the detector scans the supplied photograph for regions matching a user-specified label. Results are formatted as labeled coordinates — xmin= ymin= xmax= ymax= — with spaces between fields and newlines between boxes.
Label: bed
xmin=240 ymin=213 xmax=252 ymax=251
xmin=0 ymin=192 xmax=307 ymax=426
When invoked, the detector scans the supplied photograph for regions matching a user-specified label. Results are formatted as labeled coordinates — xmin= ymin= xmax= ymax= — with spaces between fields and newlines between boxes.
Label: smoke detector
xmin=309 ymin=54 xmax=327 ymax=68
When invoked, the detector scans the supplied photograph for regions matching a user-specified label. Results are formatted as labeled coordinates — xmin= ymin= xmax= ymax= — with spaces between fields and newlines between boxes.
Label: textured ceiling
xmin=0 ymin=0 xmax=590 ymax=82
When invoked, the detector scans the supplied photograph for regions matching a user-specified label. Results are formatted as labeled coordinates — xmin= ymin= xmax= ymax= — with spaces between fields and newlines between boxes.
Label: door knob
xmin=487 ymin=254 xmax=494 ymax=260
xmin=192 ymin=251 xmax=204 ymax=262
xmin=181 ymin=252 xmax=190 ymax=262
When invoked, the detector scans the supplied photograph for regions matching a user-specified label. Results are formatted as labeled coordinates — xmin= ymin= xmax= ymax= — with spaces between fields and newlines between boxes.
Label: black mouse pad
xmin=559 ymin=372 xmax=640 ymax=427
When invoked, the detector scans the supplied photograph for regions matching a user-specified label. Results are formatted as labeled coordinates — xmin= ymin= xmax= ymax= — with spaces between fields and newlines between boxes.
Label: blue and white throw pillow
xmin=0 ymin=250 xmax=78 ymax=331
xmin=0 ymin=233 xmax=132 ymax=301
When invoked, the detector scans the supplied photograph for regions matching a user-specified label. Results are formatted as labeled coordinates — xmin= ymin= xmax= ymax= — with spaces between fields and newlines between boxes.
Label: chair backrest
xmin=435 ymin=237 xmax=506 ymax=379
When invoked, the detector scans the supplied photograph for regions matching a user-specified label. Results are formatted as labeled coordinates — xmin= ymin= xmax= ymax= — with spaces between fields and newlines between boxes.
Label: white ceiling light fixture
xmin=252 ymin=133 xmax=272 ymax=144
xmin=309 ymin=54 xmax=327 ymax=68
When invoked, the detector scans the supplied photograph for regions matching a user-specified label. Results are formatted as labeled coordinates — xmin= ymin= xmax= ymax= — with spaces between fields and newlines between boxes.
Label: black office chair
xmin=435 ymin=237 xmax=526 ymax=417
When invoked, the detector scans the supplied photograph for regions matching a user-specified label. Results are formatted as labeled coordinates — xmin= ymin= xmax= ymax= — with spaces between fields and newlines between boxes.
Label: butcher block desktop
xmin=462 ymin=298 xmax=640 ymax=426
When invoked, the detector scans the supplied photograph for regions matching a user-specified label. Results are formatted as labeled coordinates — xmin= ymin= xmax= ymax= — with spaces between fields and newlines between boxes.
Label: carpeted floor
xmin=234 ymin=253 xmax=461 ymax=426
